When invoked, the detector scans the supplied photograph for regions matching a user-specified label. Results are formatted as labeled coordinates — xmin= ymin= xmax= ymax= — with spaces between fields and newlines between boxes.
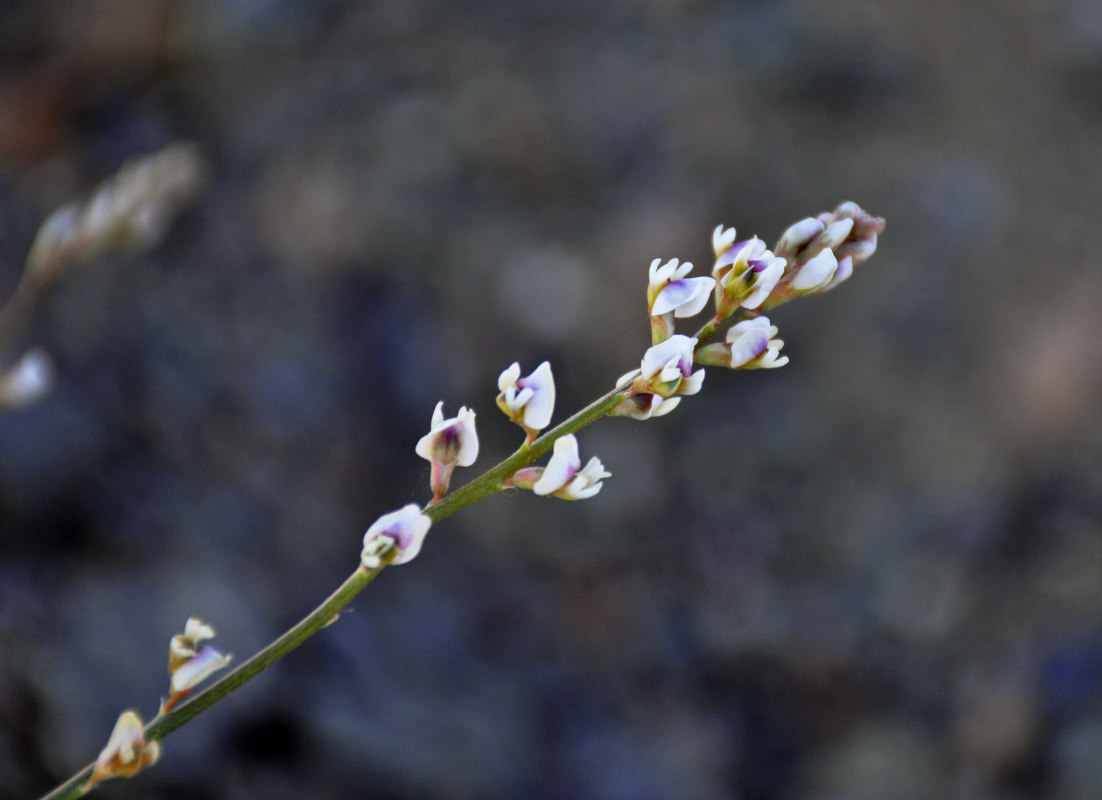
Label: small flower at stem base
xmin=415 ymin=402 xmax=479 ymax=499
xmin=164 ymin=618 xmax=232 ymax=711
xmin=361 ymin=504 xmax=432 ymax=569
xmin=496 ymin=361 xmax=555 ymax=434
xmin=85 ymin=710 xmax=161 ymax=789
xmin=526 ymin=434 xmax=610 ymax=500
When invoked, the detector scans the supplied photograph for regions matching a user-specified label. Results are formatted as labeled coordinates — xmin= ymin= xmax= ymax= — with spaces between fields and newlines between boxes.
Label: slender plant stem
xmin=38 ymin=382 xmax=631 ymax=800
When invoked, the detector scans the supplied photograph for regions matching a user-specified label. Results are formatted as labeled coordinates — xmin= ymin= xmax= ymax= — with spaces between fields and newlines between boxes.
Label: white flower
xmin=638 ymin=334 xmax=705 ymax=398
xmin=361 ymin=504 xmax=432 ymax=568
xmin=415 ymin=402 xmax=479 ymax=467
xmin=726 ymin=318 xmax=788 ymax=369
xmin=712 ymin=237 xmax=786 ymax=313
xmin=532 ymin=435 xmax=610 ymax=500
xmin=790 ymin=249 xmax=839 ymax=292
xmin=647 ymin=258 xmax=715 ymax=318
xmin=88 ymin=710 xmax=161 ymax=786
xmin=496 ymin=361 xmax=555 ymax=432
xmin=167 ymin=617 xmax=232 ymax=699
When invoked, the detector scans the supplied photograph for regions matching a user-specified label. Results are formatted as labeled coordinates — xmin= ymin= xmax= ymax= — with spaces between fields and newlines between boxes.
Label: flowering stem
xmin=38 ymin=383 xmax=630 ymax=800
xmin=425 ymin=384 xmax=629 ymax=523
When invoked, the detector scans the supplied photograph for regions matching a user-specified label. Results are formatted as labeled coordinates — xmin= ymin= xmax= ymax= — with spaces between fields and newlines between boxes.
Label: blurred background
xmin=2 ymin=1 xmax=1101 ymax=798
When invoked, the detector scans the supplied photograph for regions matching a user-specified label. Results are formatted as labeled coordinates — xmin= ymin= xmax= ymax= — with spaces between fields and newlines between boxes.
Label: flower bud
xmin=765 ymin=201 xmax=884 ymax=308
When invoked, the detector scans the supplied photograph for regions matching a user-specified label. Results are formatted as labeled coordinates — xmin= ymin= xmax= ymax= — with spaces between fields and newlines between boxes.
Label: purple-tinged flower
xmin=526 ymin=434 xmax=610 ymax=500
xmin=725 ymin=318 xmax=788 ymax=369
xmin=361 ymin=504 xmax=432 ymax=569
xmin=87 ymin=710 xmax=161 ymax=788
xmin=497 ymin=361 xmax=555 ymax=434
xmin=415 ymin=402 xmax=479 ymax=500
xmin=635 ymin=334 xmax=705 ymax=398
xmin=647 ymin=258 xmax=715 ymax=318
xmin=712 ymin=236 xmax=786 ymax=316
xmin=165 ymin=618 xmax=232 ymax=707
xmin=695 ymin=317 xmax=788 ymax=370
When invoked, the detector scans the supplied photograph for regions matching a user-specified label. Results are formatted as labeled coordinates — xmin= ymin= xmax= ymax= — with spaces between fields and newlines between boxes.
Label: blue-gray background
xmin=2 ymin=1 xmax=1102 ymax=798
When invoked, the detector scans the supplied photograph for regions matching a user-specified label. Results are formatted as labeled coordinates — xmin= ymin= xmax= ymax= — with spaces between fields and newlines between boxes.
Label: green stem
xmin=38 ymin=383 xmax=630 ymax=800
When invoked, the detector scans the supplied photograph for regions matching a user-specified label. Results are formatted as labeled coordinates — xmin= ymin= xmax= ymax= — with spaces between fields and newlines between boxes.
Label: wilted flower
xmin=711 ymin=234 xmax=786 ymax=316
xmin=630 ymin=334 xmax=705 ymax=398
xmin=609 ymin=392 xmax=682 ymax=420
xmin=165 ymin=618 xmax=232 ymax=709
xmin=86 ymin=710 xmax=161 ymax=788
xmin=497 ymin=361 xmax=555 ymax=435
xmin=513 ymin=434 xmax=610 ymax=500
xmin=415 ymin=402 xmax=479 ymax=500
xmin=361 ymin=504 xmax=432 ymax=569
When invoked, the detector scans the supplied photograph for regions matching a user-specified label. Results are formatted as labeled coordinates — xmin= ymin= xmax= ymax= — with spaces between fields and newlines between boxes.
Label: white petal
xmin=533 ymin=435 xmax=581 ymax=495
xmin=680 ymin=369 xmax=706 ymax=396
xmin=454 ymin=406 xmax=480 ymax=466
xmin=497 ymin=362 xmax=521 ymax=392
xmin=712 ymin=225 xmax=736 ymax=256
xmin=171 ymin=645 xmax=232 ymax=693
xmin=791 ymin=250 xmax=838 ymax=291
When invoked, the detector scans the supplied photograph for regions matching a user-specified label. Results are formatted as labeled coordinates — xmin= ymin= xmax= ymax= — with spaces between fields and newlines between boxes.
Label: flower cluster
xmin=609 ymin=201 xmax=882 ymax=420
xmin=765 ymin=201 xmax=885 ymax=307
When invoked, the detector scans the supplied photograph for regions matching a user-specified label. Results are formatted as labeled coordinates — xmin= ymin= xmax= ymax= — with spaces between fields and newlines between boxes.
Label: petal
xmin=712 ymin=225 xmax=737 ymax=256
xmin=453 ymin=407 xmax=480 ymax=466
xmin=533 ymin=435 xmax=581 ymax=495
xmin=497 ymin=362 xmax=521 ymax=392
xmin=791 ymin=250 xmax=838 ymax=291
xmin=777 ymin=217 xmax=824 ymax=253
xmin=171 ymin=645 xmax=232 ymax=693
xmin=680 ymin=369 xmax=706 ymax=395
